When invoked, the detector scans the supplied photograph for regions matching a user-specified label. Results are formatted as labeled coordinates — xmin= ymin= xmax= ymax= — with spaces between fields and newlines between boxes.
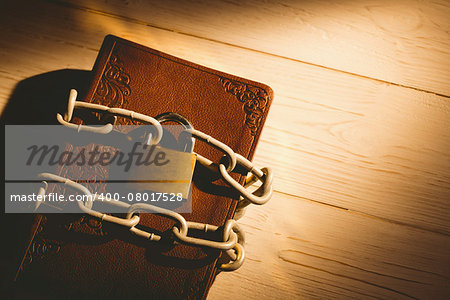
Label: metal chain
xmin=43 ymin=88 xmax=274 ymax=271
xmin=36 ymin=172 xmax=244 ymax=271
xmin=56 ymin=89 xmax=164 ymax=144
xmin=58 ymin=89 xmax=273 ymax=211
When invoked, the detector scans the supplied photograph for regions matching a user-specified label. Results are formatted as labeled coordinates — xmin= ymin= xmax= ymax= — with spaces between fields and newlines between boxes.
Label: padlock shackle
xmin=155 ymin=112 xmax=195 ymax=153
xmin=154 ymin=112 xmax=193 ymax=129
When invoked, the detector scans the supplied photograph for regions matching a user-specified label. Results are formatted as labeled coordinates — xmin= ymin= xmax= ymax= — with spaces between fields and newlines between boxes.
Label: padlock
xmin=124 ymin=112 xmax=196 ymax=202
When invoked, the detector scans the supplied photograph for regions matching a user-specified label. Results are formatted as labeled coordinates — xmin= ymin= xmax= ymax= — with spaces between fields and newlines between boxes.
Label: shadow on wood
xmin=0 ymin=69 xmax=90 ymax=295
xmin=0 ymin=69 xmax=91 ymax=125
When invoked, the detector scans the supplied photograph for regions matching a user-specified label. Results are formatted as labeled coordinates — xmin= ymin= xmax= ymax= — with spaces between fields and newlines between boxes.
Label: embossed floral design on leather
xmin=219 ymin=78 xmax=268 ymax=136
xmin=93 ymin=54 xmax=131 ymax=109
xmin=19 ymin=216 xmax=62 ymax=271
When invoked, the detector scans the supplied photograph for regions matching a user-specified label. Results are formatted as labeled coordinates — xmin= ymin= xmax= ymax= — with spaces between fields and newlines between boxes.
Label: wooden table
xmin=1 ymin=0 xmax=449 ymax=298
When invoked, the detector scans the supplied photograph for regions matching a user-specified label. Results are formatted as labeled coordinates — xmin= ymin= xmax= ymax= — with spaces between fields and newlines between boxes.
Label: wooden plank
xmin=209 ymin=192 xmax=450 ymax=299
xmin=56 ymin=0 xmax=450 ymax=96
xmin=1 ymin=0 xmax=449 ymax=235
xmin=1 ymin=1 xmax=449 ymax=299
xmin=254 ymin=84 xmax=450 ymax=235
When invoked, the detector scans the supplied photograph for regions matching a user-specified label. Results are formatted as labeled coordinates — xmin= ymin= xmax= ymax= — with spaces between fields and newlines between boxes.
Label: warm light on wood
xmin=0 ymin=0 xmax=448 ymax=298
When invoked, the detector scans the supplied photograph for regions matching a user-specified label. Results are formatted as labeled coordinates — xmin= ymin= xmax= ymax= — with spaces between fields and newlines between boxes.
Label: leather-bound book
xmin=12 ymin=35 xmax=273 ymax=299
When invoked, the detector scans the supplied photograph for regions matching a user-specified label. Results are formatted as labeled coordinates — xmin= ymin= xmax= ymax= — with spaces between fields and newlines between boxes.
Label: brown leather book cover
xmin=12 ymin=35 xmax=273 ymax=299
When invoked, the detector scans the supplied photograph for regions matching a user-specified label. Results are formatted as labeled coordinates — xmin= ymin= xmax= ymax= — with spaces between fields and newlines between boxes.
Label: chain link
xmin=44 ymin=88 xmax=274 ymax=271
xmin=58 ymin=89 xmax=273 ymax=218
xmin=36 ymin=172 xmax=244 ymax=271
xmin=57 ymin=89 xmax=163 ymax=144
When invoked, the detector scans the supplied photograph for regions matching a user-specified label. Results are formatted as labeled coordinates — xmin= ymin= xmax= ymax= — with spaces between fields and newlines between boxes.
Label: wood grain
xmin=57 ymin=0 xmax=450 ymax=96
xmin=210 ymin=192 xmax=450 ymax=299
xmin=1 ymin=0 xmax=449 ymax=234
xmin=1 ymin=0 xmax=449 ymax=298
